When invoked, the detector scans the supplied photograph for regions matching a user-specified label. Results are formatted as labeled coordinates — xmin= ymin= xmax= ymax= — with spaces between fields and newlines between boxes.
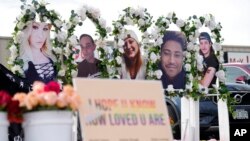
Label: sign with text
xmin=228 ymin=52 xmax=250 ymax=63
xmin=73 ymin=78 xmax=173 ymax=141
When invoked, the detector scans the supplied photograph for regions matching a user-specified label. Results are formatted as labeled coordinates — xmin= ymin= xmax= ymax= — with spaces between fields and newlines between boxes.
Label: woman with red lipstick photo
xmin=199 ymin=32 xmax=219 ymax=88
xmin=19 ymin=22 xmax=57 ymax=84
xmin=120 ymin=30 xmax=146 ymax=80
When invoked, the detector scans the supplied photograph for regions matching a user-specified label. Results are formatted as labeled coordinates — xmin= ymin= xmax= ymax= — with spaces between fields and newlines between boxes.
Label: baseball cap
xmin=199 ymin=32 xmax=212 ymax=43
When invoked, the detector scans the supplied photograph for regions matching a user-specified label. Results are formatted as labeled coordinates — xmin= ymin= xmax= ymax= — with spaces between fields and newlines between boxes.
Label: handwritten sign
xmin=73 ymin=78 xmax=173 ymax=141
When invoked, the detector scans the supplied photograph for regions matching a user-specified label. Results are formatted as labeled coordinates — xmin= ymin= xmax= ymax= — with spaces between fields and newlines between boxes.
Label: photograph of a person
xmin=19 ymin=22 xmax=57 ymax=84
xmin=160 ymin=30 xmax=187 ymax=89
xmin=199 ymin=32 xmax=219 ymax=88
xmin=120 ymin=30 xmax=146 ymax=80
xmin=77 ymin=34 xmax=101 ymax=78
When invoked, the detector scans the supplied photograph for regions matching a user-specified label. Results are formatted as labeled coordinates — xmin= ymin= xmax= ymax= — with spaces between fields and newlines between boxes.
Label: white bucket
xmin=23 ymin=110 xmax=73 ymax=141
xmin=0 ymin=112 xmax=9 ymax=141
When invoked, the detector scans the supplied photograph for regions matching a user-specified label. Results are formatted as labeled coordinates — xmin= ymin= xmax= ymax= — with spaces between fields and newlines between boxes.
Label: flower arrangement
xmin=13 ymin=81 xmax=81 ymax=113
xmin=0 ymin=91 xmax=12 ymax=112
xmin=0 ymin=90 xmax=23 ymax=123
xmin=65 ymin=4 xmax=111 ymax=78
xmin=110 ymin=7 xmax=153 ymax=78
xmin=7 ymin=0 xmax=77 ymax=85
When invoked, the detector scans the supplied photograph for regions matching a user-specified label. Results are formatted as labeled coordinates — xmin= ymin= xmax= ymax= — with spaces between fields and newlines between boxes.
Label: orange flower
xmin=13 ymin=92 xmax=27 ymax=107
xmin=56 ymin=92 xmax=68 ymax=108
xmin=43 ymin=91 xmax=57 ymax=106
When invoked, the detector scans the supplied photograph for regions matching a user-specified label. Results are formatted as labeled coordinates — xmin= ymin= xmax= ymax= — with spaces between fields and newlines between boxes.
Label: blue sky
xmin=0 ymin=0 xmax=250 ymax=46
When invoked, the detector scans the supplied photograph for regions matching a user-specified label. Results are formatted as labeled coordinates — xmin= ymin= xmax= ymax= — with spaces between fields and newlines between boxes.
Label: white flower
xmin=138 ymin=18 xmax=145 ymax=26
xmin=106 ymin=27 xmax=111 ymax=33
xmin=124 ymin=17 xmax=133 ymax=25
xmin=72 ymin=16 xmax=80 ymax=25
xmin=194 ymin=19 xmax=202 ymax=28
xmin=150 ymin=52 xmax=157 ymax=63
xmin=53 ymin=47 xmax=63 ymax=55
xmin=218 ymin=56 xmax=224 ymax=63
xmin=54 ymin=19 xmax=63 ymax=28
xmin=185 ymin=64 xmax=191 ymax=72
xmin=176 ymin=19 xmax=185 ymax=27
xmin=198 ymin=84 xmax=208 ymax=94
xmin=118 ymin=47 xmax=124 ymax=54
xmin=71 ymin=69 xmax=77 ymax=77
xmin=197 ymin=64 xmax=204 ymax=72
xmin=196 ymin=53 xmax=204 ymax=65
xmin=115 ymin=56 xmax=122 ymax=65
xmin=64 ymin=45 xmax=71 ymax=58
xmin=78 ymin=7 xmax=87 ymax=21
xmin=213 ymin=42 xmax=222 ymax=51
xmin=186 ymin=83 xmax=193 ymax=91
xmin=185 ymin=51 xmax=191 ymax=59
xmin=167 ymin=12 xmax=173 ymax=19
xmin=216 ymin=70 xmax=226 ymax=83
xmin=63 ymin=22 xmax=72 ymax=30
xmin=216 ymin=23 xmax=222 ymax=30
xmin=155 ymin=38 xmax=163 ymax=46
xmin=88 ymin=7 xmax=100 ymax=19
xmin=187 ymin=42 xmax=194 ymax=51
xmin=134 ymin=7 xmax=145 ymax=18
xmin=98 ymin=17 xmax=106 ymax=28
xmin=117 ymin=39 xmax=124 ymax=47
xmin=9 ymin=45 xmax=18 ymax=54
xmin=11 ymin=65 xmax=23 ymax=74
xmin=68 ymin=35 xmax=78 ymax=46
xmin=129 ymin=7 xmax=135 ymax=15
xmin=17 ymin=22 xmax=25 ymax=30
xmin=96 ymin=39 xmax=106 ymax=48
xmin=56 ymin=31 xmax=67 ymax=43
xmin=58 ymin=69 xmax=66 ymax=76
xmin=188 ymin=74 xmax=193 ymax=81
xmin=154 ymin=70 xmax=162 ymax=79
xmin=167 ymin=85 xmax=174 ymax=93
xmin=43 ymin=16 xmax=48 ymax=22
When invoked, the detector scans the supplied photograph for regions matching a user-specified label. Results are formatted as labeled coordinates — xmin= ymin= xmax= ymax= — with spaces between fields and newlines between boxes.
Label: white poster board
xmin=73 ymin=78 xmax=173 ymax=141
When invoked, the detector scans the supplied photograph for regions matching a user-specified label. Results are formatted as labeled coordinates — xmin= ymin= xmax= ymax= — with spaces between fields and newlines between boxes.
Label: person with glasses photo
xmin=77 ymin=34 xmax=101 ymax=77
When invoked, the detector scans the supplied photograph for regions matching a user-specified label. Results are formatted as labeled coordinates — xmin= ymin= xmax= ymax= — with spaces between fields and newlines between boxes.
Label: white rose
xmin=197 ymin=64 xmax=204 ymax=72
xmin=72 ymin=16 xmax=80 ymax=25
xmin=185 ymin=64 xmax=191 ymax=72
xmin=187 ymin=42 xmax=194 ymax=51
xmin=167 ymin=12 xmax=173 ymax=19
xmin=218 ymin=56 xmax=224 ymax=63
xmin=63 ymin=22 xmax=72 ymax=30
xmin=198 ymin=84 xmax=208 ymax=94
xmin=176 ymin=19 xmax=185 ymax=27
xmin=11 ymin=65 xmax=23 ymax=74
xmin=129 ymin=7 xmax=135 ymax=15
xmin=64 ymin=45 xmax=71 ymax=58
xmin=155 ymin=38 xmax=163 ymax=46
xmin=115 ymin=56 xmax=122 ymax=65
xmin=43 ymin=16 xmax=48 ymax=22
xmin=138 ymin=18 xmax=145 ymax=26
xmin=188 ymin=74 xmax=193 ymax=81
xmin=194 ymin=19 xmax=202 ymax=28
xmin=117 ymin=39 xmax=124 ymax=47
xmin=9 ymin=45 xmax=18 ymax=54
xmin=98 ymin=17 xmax=106 ymax=28
xmin=78 ymin=7 xmax=87 ymax=21
xmin=89 ymin=7 xmax=100 ymax=19
xmin=150 ymin=52 xmax=157 ymax=63
xmin=54 ymin=19 xmax=63 ymax=28
xmin=167 ymin=85 xmax=174 ymax=93
xmin=96 ymin=39 xmax=106 ymax=48
xmin=56 ymin=31 xmax=67 ymax=43
xmin=185 ymin=52 xmax=191 ymax=59
xmin=58 ymin=69 xmax=66 ymax=76
xmin=17 ymin=22 xmax=25 ymax=30
xmin=186 ymin=83 xmax=193 ymax=91
xmin=71 ymin=70 xmax=77 ymax=77
xmin=154 ymin=70 xmax=163 ymax=79
xmin=106 ymin=27 xmax=111 ymax=33
xmin=216 ymin=70 xmax=226 ymax=83
xmin=68 ymin=35 xmax=78 ymax=46
xmin=53 ymin=47 xmax=63 ymax=55
xmin=118 ymin=47 xmax=124 ymax=54
xmin=124 ymin=17 xmax=133 ymax=25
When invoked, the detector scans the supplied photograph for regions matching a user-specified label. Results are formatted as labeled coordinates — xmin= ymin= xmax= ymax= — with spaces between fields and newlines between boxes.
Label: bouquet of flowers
xmin=0 ymin=90 xmax=23 ymax=123
xmin=13 ymin=81 xmax=81 ymax=113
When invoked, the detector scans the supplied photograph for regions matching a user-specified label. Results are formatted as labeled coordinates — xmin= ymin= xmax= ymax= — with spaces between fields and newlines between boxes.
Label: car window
xmin=224 ymin=66 xmax=249 ymax=83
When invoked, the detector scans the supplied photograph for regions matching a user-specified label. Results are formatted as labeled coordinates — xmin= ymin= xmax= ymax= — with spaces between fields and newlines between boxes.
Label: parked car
xmin=165 ymin=83 xmax=250 ymax=140
xmin=223 ymin=63 xmax=250 ymax=84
